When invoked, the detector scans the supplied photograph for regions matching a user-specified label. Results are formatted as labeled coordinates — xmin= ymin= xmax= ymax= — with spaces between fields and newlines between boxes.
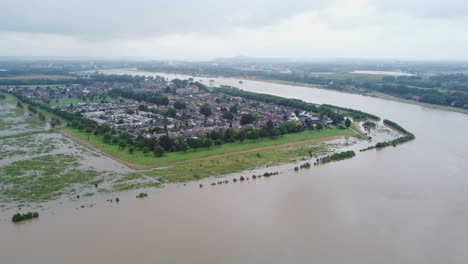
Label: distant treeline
xmin=141 ymin=64 xmax=468 ymax=110
xmin=0 ymin=74 xmax=147 ymax=86
xmin=382 ymin=74 xmax=468 ymax=92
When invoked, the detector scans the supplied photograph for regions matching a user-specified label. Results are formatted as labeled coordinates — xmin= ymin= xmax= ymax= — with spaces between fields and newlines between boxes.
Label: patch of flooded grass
xmin=143 ymin=143 xmax=333 ymax=183
xmin=0 ymin=154 xmax=104 ymax=202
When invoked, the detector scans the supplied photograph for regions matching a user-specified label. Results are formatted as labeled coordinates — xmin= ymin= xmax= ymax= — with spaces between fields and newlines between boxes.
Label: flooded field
xmin=0 ymin=104 xmax=48 ymax=137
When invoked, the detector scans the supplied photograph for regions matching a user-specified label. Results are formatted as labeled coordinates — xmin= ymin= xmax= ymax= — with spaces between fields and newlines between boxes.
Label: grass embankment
xmin=143 ymin=140 xmax=335 ymax=183
xmin=60 ymin=126 xmax=355 ymax=170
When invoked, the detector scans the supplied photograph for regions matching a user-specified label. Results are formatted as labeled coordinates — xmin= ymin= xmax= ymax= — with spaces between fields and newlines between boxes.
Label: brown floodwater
xmin=1 ymin=71 xmax=468 ymax=264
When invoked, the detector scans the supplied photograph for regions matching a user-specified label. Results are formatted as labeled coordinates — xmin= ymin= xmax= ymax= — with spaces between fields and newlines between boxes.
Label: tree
xmin=187 ymin=138 xmax=202 ymax=150
xmin=119 ymin=141 xmax=127 ymax=150
xmin=316 ymin=123 xmax=324 ymax=130
xmin=345 ymin=118 xmax=351 ymax=128
xmin=265 ymin=120 xmax=274 ymax=131
xmin=174 ymin=100 xmax=186 ymax=109
xmin=281 ymin=120 xmax=298 ymax=133
xmin=258 ymin=128 xmax=268 ymax=138
xmin=240 ymin=113 xmax=256 ymax=125
xmin=103 ymin=133 xmax=112 ymax=144
xmin=223 ymin=128 xmax=239 ymax=142
xmin=138 ymin=105 xmax=149 ymax=111
xmin=245 ymin=128 xmax=259 ymax=141
xmin=119 ymin=132 xmax=133 ymax=144
xmin=270 ymin=128 xmax=282 ymax=139
xmin=210 ymin=130 xmax=222 ymax=140
xmin=154 ymin=146 xmax=165 ymax=157
xmin=142 ymin=146 xmax=150 ymax=154
xmin=229 ymin=105 xmax=238 ymax=114
xmin=202 ymin=138 xmax=213 ymax=148
xmin=237 ymin=130 xmax=246 ymax=142
xmin=166 ymin=108 xmax=177 ymax=118
xmin=200 ymin=103 xmax=212 ymax=118
xmin=178 ymin=141 xmax=188 ymax=152
xmin=159 ymin=135 xmax=174 ymax=151
xmin=222 ymin=111 xmax=234 ymax=120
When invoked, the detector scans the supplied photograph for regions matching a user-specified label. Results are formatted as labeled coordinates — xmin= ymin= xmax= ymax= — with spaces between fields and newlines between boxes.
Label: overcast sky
xmin=1 ymin=0 xmax=468 ymax=60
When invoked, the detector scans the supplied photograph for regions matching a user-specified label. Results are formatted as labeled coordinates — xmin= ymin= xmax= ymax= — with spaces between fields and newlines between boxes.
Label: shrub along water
xmin=136 ymin=192 xmax=148 ymax=198
xmin=315 ymin=151 xmax=356 ymax=165
xmin=12 ymin=212 xmax=39 ymax=222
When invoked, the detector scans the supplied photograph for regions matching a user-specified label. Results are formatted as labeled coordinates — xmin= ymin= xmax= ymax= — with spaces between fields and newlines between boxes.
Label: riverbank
xmin=248 ymin=78 xmax=468 ymax=115
xmin=366 ymin=92 xmax=468 ymax=114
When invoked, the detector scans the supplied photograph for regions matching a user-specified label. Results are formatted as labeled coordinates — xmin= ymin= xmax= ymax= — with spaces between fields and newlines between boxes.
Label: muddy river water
xmin=1 ymin=70 xmax=468 ymax=264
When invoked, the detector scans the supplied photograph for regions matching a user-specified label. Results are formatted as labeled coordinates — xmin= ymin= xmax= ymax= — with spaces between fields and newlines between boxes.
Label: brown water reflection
xmin=1 ymin=71 xmax=468 ymax=264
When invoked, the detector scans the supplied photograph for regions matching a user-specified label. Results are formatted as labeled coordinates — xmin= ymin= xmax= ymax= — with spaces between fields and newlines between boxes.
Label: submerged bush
xmin=315 ymin=151 xmax=356 ymax=165
xmin=136 ymin=192 xmax=148 ymax=198
xmin=12 ymin=212 xmax=39 ymax=222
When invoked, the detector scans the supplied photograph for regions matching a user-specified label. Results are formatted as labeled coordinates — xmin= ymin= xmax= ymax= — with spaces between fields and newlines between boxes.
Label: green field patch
xmin=62 ymin=126 xmax=355 ymax=170
xmin=0 ymin=154 xmax=103 ymax=202
xmin=143 ymin=142 xmax=334 ymax=183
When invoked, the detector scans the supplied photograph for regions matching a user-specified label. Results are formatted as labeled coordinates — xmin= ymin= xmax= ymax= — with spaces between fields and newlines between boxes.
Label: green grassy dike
xmin=60 ymin=125 xmax=355 ymax=171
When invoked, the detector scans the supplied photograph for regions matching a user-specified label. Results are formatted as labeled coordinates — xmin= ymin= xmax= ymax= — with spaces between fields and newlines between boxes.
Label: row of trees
xmin=93 ymin=118 xmax=328 ymax=156
xmin=316 ymin=150 xmax=356 ymax=164
xmin=217 ymin=86 xmax=319 ymax=112
xmin=12 ymin=92 xmax=98 ymax=133
xmin=321 ymin=104 xmax=380 ymax=120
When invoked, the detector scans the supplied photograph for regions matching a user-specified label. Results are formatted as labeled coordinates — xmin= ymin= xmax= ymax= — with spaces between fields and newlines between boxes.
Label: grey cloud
xmin=372 ymin=0 xmax=468 ymax=19
xmin=1 ymin=0 xmax=328 ymax=39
